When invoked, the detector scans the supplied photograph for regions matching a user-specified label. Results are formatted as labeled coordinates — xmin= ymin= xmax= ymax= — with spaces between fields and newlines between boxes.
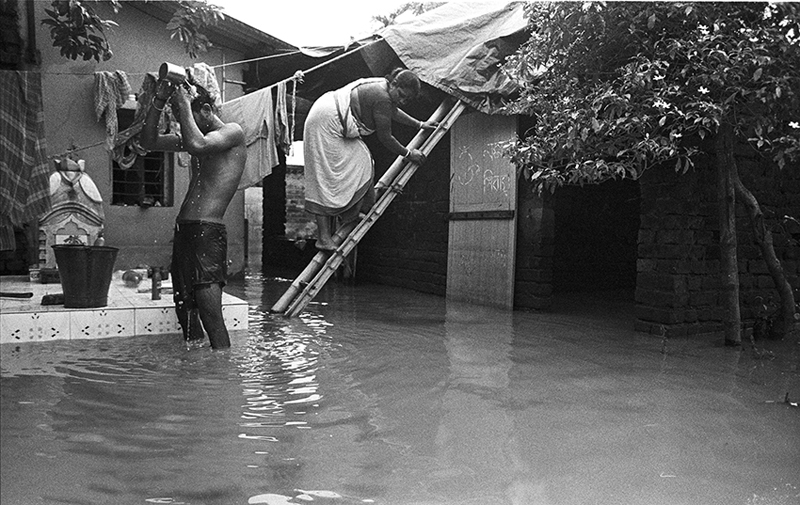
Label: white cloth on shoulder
xmin=303 ymin=78 xmax=382 ymax=215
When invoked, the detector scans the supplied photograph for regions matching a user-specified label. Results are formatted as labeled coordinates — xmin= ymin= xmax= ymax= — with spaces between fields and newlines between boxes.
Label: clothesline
xmin=46 ymin=39 xmax=380 ymax=160
xmin=28 ymin=49 xmax=302 ymax=77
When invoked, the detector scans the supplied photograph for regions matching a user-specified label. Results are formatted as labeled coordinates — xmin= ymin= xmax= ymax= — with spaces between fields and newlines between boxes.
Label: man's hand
xmin=155 ymin=79 xmax=175 ymax=101
xmin=169 ymin=85 xmax=191 ymax=112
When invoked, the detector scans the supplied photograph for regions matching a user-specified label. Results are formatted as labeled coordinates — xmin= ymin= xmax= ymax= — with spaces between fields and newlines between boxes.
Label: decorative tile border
xmin=1 ymin=278 xmax=249 ymax=343
xmin=70 ymin=308 xmax=136 ymax=339
xmin=0 ymin=311 xmax=72 ymax=343
xmin=135 ymin=307 xmax=182 ymax=336
xmin=222 ymin=303 xmax=249 ymax=331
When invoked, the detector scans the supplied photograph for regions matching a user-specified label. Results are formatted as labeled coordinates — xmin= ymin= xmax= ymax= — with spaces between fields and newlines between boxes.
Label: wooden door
xmin=447 ymin=112 xmax=517 ymax=309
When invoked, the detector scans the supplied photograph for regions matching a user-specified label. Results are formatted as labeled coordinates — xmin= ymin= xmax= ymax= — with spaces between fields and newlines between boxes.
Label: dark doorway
xmin=552 ymin=179 xmax=641 ymax=293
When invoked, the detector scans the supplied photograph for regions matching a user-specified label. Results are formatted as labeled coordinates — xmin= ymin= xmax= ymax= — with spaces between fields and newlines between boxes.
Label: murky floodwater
xmin=2 ymin=270 xmax=799 ymax=505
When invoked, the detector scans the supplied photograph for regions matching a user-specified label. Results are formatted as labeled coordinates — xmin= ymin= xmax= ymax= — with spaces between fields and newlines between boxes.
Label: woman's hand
xmin=419 ymin=120 xmax=439 ymax=131
xmin=406 ymin=148 xmax=427 ymax=165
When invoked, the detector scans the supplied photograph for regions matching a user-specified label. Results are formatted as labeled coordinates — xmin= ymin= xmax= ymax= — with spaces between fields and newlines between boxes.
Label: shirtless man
xmin=140 ymin=79 xmax=246 ymax=349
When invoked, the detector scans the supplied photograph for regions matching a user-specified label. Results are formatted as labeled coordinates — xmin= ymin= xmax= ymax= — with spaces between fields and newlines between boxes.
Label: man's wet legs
xmin=176 ymin=299 xmax=205 ymax=344
xmin=195 ymin=283 xmax=230 ymax=349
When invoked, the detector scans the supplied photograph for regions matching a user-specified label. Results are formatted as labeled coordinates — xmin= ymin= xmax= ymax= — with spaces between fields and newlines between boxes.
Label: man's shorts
xmin=171 ymin=220 xmax=227 ymax=309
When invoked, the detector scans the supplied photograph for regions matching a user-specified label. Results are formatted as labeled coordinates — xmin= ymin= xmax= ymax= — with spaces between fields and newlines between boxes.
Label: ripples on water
xmin=1 ymin=270 xmax=799 ymax=505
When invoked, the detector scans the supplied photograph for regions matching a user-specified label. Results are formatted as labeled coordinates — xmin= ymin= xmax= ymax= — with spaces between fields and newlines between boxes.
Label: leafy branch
xmin=42 ymin=0 xmax=224 ymax=62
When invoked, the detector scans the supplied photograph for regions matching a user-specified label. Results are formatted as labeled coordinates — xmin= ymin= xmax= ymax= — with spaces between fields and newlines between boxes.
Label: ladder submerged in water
xmin=271 ymin=98 xmax=467 ymax=318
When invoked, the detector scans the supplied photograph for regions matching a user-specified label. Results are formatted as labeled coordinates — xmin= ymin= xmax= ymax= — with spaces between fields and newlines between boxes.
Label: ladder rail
xmin=276 ymin=99 xmax=467 ymax=317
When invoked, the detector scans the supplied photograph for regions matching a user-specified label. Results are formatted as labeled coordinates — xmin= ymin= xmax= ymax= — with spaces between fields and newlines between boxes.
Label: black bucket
xmin=52 ymin=245 xmax=119 ymax=308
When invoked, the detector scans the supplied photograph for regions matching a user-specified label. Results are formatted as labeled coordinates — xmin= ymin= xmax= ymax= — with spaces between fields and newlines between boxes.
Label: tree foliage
xmin=42 ymin=0 xmax=224 ymax=62
xmin=502 ymin=1 xmax=800 ymax=194
xmin=42 ymin=0 xmax=120 ymax=61
xmin=373 ymin=2 xmax=445 ymax=28
xmin=166 ymin=1 xmax=224 ymax=58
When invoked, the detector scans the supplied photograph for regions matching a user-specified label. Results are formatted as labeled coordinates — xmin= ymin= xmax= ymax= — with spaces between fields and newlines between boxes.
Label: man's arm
xmin=171 ymin=87 xmax=245 ymax=156
xmin=140 ymin=80 xmax=183 ymax=152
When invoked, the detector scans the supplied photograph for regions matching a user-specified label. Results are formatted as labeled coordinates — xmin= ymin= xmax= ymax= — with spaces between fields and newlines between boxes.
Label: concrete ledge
xmin=0 ymin=274 xmax=248 ymax=344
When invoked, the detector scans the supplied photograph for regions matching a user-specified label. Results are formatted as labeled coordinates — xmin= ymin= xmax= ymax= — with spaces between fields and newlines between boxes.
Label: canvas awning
xmin=378 ymin=1 xmax=529 ymax=114
xmin=247 ymin=2 xmax=529 ymax=117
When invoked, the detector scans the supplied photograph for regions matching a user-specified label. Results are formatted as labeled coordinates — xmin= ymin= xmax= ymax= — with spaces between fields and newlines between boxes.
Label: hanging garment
xmin=275 ymin=81 xmax=291 ymax=155
xmin=0 ymin=70 xmax=51 ymax=251
xmin=94 ymin=70 xmax=131 ymax=150
xmin=303 ymin=78 xmax=381 ymax=216
xmin=112 ymin=73 xmax=158 ymax=168
xmin=220 ymin=86 xmax=279 ymax=190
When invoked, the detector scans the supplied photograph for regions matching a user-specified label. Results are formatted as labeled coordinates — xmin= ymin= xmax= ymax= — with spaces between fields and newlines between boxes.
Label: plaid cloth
xmin=94 ymin=70 xmax=131 ymax=150
xmin=0 ymin=71 xmax=51 ymax=251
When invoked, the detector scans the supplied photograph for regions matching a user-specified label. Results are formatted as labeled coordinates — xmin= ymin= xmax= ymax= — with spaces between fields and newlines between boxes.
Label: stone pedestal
xmin=38 ymin=158 xmax=105 ymax=268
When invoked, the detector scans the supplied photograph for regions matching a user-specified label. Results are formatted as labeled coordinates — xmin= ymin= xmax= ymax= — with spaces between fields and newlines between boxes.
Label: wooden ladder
xmin=271 ymin=98 xmax=467 ymax=317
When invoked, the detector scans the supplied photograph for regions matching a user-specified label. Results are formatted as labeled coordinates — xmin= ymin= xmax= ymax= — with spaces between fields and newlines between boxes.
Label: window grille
xmin=111 ymin=151 xmax=174 ymax=207
xmin=111 ymin=107 xmax=174 ymax=207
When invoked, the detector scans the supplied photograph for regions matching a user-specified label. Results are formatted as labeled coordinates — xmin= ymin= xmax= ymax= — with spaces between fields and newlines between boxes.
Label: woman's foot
xmin=315 ymin=238 xmax=337 ymax=251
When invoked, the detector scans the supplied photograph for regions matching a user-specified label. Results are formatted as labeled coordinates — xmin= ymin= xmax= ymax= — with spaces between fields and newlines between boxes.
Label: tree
xmin=42 ymin=0 xmax=224 ymax=62
xmin=502 ymin=2 xmax=800 ymax=343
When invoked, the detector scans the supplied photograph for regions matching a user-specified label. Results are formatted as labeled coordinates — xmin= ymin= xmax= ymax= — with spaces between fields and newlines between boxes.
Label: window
xmin=111 ymin=107 xmax=174 ymax=207
xmin=111 ymin=151 xmax=174 ymax=207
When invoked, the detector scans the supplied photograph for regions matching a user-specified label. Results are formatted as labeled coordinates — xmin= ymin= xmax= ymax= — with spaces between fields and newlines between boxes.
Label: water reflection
xmin=1 ymin=271 xmax=799 ymax=505
xmin=436 ymin=301 xmax=550 ymax=504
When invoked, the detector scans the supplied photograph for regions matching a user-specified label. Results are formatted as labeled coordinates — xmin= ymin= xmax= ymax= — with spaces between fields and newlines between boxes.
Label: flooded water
xmin=1 ymin=270 xmax=799 ymax=505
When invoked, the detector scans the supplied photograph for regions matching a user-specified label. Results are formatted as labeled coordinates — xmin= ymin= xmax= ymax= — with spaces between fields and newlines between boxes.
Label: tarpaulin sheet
xmin=379 ymin=2 xmax=528 ymax=114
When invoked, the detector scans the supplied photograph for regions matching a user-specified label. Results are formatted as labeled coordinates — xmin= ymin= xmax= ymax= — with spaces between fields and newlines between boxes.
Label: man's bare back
xmin=177 ymin=131 xmax=246 ymax=223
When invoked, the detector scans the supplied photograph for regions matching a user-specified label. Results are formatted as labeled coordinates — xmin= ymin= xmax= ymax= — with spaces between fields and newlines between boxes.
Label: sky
xmin=214 ymin=0 xmax=410 ymax=47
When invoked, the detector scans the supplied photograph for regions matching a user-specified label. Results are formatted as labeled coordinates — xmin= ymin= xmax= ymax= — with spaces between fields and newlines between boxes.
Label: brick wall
xmin=635 ymin=158 xmax=721 ymax=337
xmin=284 ymin=163 xmax=316 ymax=241
xmin=635 ymin=143 xmax=800 ymax=337
xmin=514 ymin=177 xmax=554 ymax=309
xmin=357 ymin=125 xmax=451 ymax=295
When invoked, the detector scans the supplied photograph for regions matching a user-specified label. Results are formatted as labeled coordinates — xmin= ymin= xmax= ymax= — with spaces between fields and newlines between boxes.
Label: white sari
xmin=303 ymin=78 xmax=383 ymax=216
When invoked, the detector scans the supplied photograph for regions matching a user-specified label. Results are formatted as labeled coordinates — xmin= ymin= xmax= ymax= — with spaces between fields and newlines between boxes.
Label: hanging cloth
xmin=220 ymin=86 xmax=280 ymax=190
xmin=275 ymin=81 xmax=291 ymax=155
xmin=112 ymin=73 xmax=159 ymax=168
xmin=94 ymin=70 xmax=132 ymax=150
xmin=0 ymin=70 xmax=51 ymax=251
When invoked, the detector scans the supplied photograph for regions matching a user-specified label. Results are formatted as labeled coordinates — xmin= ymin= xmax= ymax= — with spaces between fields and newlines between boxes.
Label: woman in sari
xmin=303 ymin=68 xmax=437 ymax=250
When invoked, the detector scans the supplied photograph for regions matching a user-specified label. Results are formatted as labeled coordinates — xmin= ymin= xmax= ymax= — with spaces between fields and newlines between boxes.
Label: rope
xmin=290 ymin=70 xmax=305 ymax=152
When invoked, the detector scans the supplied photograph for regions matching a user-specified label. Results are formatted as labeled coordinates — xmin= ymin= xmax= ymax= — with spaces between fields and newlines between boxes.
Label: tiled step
xmin=0 ymin=275 xmax=248 ymax=344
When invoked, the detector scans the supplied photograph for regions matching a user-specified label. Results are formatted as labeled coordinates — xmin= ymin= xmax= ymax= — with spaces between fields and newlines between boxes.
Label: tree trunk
xmin=716 ymin=125 xmax=741 ymax=346
xmin=733 ymin=174 xmax=798 ymax=339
